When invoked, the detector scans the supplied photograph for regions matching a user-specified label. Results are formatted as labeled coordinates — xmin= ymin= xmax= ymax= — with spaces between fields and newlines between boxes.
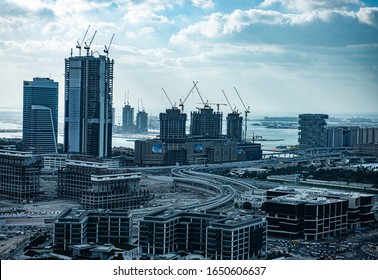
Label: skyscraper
xmin=64 ymin=54 xmax=114 ymax=157
xmin=159 ymin=108 xmax=187 ymax=142
xmin=298 ymin=114 xmax=328 ymax=148
xmin=226 ymin=112 xmax=243 ymax=142
xmin=190 ymin=107 xmax=222 ymax=139
xmin=23 ymin=77 xmax=58 ymax=154
xmin=136 ymin=110 xmax=148 ymax=133
xmin=122 ymin=103 xmax=134 ymax=133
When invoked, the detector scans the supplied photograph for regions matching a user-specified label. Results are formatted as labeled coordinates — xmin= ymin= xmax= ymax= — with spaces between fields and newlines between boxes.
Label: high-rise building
xmin=190 ymin=107 xmax=222 ymax=139
xmin=122 ymin=103 xmax=134 ymax=133
xmin=159 ymin=108 xmax=187 ymax=142
xmin=23 ymin=77 xmax=58 ymax=154
xmin=136 ymin=110 xmax=148 ymax=133
xmin=226 ymin=112 xmax=243 ymax=142
xmin=298 ymin=114 xmax=328 ymax=148
xmin=64 ymin=55 xmax=114 ymax=157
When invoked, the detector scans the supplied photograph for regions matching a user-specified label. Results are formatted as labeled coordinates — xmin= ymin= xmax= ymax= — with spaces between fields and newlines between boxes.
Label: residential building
xmin=23 ymin=77 xmax=58 ymax=154
xmin=265 ymin=186 xmax=375 ymax=232
xmin=263 ymin=193 xmax=348 ymax=240
xmin=298 ymin=114 xmax=328 ymax=148
xmin=136 ymin=110 xmax=148 ymax=133
xmin=226 ymin=112 xmax=243 ymax=142
xmin=58 ymin=159 xmax=149 ymax=210
xmin=139 ymin=210 xmax=267 ymax=260
xmin=190 ymin=107 xmax=222 ymax=139
xmin=159 ymin=108 xmax=187 ymax=143
xmin=122 ymin=103 xmax=134 ymax=133
xmin=53 ymin=208 xmax=132 ymax=252
xmin=64 ymin=54 xmax=114 ymax=157
xmin=0 ymin=150 xmax=41 ymax=202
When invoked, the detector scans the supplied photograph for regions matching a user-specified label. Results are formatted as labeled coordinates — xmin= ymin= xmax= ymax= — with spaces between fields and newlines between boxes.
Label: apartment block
xmin=0 ymin=150 xmax=41 ymax=202
xmin=139 ymin=210 xmax=267 ymax=260
xmin=53 ymin=208 xmax=132 ymax=251
xmin=58 ymin=159 xmax=149 ymax=210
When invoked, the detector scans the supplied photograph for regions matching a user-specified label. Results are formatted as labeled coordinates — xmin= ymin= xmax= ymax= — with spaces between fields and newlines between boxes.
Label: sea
xmin=1 ymin=108 xmax=377 ymax=151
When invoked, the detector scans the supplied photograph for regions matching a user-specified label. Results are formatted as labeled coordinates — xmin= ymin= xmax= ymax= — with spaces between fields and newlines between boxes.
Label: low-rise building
xmin=0 ymin=150 xmax=41 ymax=202
xmin=58 ymin=159 xmax=150 ymax=210
xmin=53 ymin=208 xmax=132 ymax=252
xmin=139 ymin=210 xmax=267 ymax=260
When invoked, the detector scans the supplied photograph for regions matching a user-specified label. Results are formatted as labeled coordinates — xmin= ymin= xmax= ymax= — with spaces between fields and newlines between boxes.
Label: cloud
xmin=192 ymin=0 xmax=214 ymax=10
xmin=356 ymin=7 xmax=378 ymax=27
xmin=170 ymin=7 xmax=378 ymax=45
xmin=123 ymin=10 xmax=174 ymax=24
xmin=259 ymin=0 xmax=365 ymax=12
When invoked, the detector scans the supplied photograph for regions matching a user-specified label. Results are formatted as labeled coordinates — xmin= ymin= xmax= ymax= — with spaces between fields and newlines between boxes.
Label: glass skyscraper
xmin=64 ymin=55 xmax=114 ymax=157
xmin=23 ymin=77 xmax=58 ymax=154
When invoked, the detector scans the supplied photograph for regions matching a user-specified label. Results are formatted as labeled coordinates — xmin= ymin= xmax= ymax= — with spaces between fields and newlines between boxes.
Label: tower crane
xmin=162 ymin=88 xmax=177 ymax=109
xmin=234 ymin=87 xmax=250 ymax=143
xmin=222 ymin=90 xmax=238 ymax=113
xmin=203 ymin=103 xmax=227 ymax=112
xmin=76 ymin=25 xmax=91 ymax=56
xmin=178 ymin=82 xmax=197 ymax=112
xmin=192 ymin=81 xmax=209 ymax=108
xmin=84 ymin=30 xmax=97 ymax=56
xmin=104 ymin=33 xmax=115 ymax=58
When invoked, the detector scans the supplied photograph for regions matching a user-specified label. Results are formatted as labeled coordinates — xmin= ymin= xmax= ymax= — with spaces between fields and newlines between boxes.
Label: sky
xmin=0 ymin=0 xmax=377 ymax=118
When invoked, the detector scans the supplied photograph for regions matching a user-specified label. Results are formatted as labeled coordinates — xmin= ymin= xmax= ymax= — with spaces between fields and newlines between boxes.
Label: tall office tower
xmin=64 ymin=55 xmax=114 ymax=157
xmin=298 ymin=114 xmax=328 ymax=148
xmin=226 ymin=112 xmax=243 ymax=142
xmin=0 ymin=150 xmax=41 ymax=202
xmin=190 ymin=107 xmax=222 ymax=139
xmin=136 ymin=110 xmax=148 ymax=133
xmin=23 ymin=77 xmax=58 ymax=154
xmin=122 ymin=103 xmax=134 ymax=133
xmin=159 ymin=108 xmax=187 ymax=142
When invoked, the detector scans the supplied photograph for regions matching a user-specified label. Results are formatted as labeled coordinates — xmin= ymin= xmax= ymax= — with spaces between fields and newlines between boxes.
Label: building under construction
xmin=0 ymin=150 xmax=41 ymax=202
xmin=190 ymin=107 xmax=222 ymax=139
xmin=58 ymin=159 xmax=150 ymax=210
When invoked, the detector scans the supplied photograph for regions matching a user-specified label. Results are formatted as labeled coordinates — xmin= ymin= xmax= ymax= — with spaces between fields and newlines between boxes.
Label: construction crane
xmin=76 ymin=25 xmax=91 ymax=56
xmin=178 ymin=82 xmax=197 ymax=112
xmin=84 ymin=30 xmax=97 ymax=56
xmin=104 ymin=33 xmax=115 ymax=57
xmin=162 ymin=88 xmax=177 ymax=109
xmin=203 ymin=103 xmax=227 ymax=112
xmin=234 ymin=87 xmax=250 ymax=143
xmin=192 ymin=81 xmax=209 ymax=108
xmin=222 ymin=90 xmax=238 ymax=113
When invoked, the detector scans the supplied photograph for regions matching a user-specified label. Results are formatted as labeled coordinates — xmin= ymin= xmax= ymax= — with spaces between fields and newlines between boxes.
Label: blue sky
xmin=0 ymin=0 xmax=377 ymax=117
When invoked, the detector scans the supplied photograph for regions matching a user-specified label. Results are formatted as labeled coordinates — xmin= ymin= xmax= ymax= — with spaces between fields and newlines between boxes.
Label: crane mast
xmin=76 ymin=25 xmax=90 ymax=56
xmin=234 ymin=87 xmax=250 ymax=143
xmin=179 ymin=81 xmax=197 ymax=112
xmin=162 ymin=88 xmax=176 ymax=109
xmin=104 ymin=33 xmax=115 ymax=57
xmin=84 ymin=30 xmax=97 ymax=56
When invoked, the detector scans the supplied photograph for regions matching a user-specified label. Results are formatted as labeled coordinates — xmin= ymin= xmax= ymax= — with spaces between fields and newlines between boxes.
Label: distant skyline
xmin=0 ymin=0 xmax=377 ymax=117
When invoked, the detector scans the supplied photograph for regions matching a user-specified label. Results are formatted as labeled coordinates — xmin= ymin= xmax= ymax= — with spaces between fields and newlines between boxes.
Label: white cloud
xmin=356 ymin=7 xmax=378 ymax=27
xmin=192 ymin=0 xmax=214 ymax=9
xmin=123 ymin=10 xmax=173 ymax=24
xmin=259 ymin=0 xmax=364 ymax=12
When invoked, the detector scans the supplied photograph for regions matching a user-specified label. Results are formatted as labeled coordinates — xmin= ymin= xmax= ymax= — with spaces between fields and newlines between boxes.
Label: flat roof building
xmin=64 ymin=55 xmax=114 ymax=157
xmin=23 ymin=77 xmax=58 ymax=154
xmin=0 ymin=150 xmax=41 ymax=202
xmin=139 ymin=210 xmax=267 ymax=260
xmin=58 ymin=159 xmax=149 ymax=210
xmin=53 ymin=208 xmax=132 ymax=252
xmin=298 ymin=114 xmax=328 ymax=148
